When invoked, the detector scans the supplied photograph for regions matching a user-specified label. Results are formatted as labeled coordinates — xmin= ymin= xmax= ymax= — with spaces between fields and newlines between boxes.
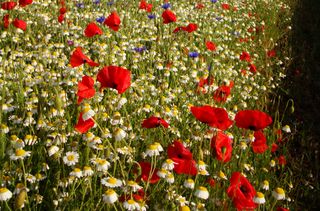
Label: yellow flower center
xmin=16 ymin=149 xmax=26 ymax=156
xmin=25 ymin=135 xmax=32 ymax=139
xmin=67 ymin=155 xmax=75 ymax=161
xmin=74 ymin=168 xmax=81 ymax=172
xmin=108 ymin=177 xmax=117 ymax=185
xmin=127 ymin=181 xmax=136 ymax=186
xmin=35 ymin=173 xmax=43 ymax=179
xmin=106 ymin=189 xmax=115 ymax=196
xmin=180 ymin=206 xmax=191 ymax=211
xmin=275 ymin=188 xmax=285 ymax=194
xmin=198 ymin=160 xmax=205 ymax=165
xmin=98 ymin=159 xmax=107 ymax=165
xmin=187 ymin=179 xmax=194 ymax=184
xmin=0 ymin=187 xmax=8 ymax=193
xmin=166 ymin=159 xmax=173 ymax=164
xmin=198 ymin=186 xmax=207 ymax=191
xmin=256 ymin=192 xmax=264 ymax=198
xmin=16 ymin=183 xmax=24 ymax=189
xmin=83 ymin=166 xmax=91 ymax=171
xmin=148 ymin=144 xmax=158 ymax=150
xmin=127 ymin=199 xmax=135 ymax=204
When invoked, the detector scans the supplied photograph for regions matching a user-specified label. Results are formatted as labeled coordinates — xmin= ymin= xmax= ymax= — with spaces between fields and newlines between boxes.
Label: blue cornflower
xmin=76 ymin=3 xmax=85 ymax=8
xmin=96 ymin=16 xmax=105 ymax=24
xmin=147 ymin=14 xmax=156 ymax=19
xmin=107 ymin=1 xmax=114 ymax=6
xmin=93 ymin=0 xmax=100 ymax=5
xmin=215 ymin=16 xmax=223 ymax=21
xmin=189 ymin=52 xmax=199 ymax=58
xmin=67 ymin=40 xmax=74 ymax=46
xmin=133 ymin=47 xmax=147 ymax=53
xmin=211 ymin=0 xmax=218 ymax=3
xmin=162 ymin=3 xmax=171 ymax=9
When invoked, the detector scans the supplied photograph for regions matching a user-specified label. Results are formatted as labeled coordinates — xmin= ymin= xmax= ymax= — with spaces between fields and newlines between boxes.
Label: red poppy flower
xmin=278 ymin=155 xmax=287 ymax=165
xmin=12 ymin=19 xmax=27 ymax=31
xmin=196 ymin=3 xmax=205 ymax=9
xmin=139 ymin=0 xmax=152 ymax=12
xmin=271 ymin=143 xmax=278 ymax=153
xmin=75 ymin=113 xmax=95 ymax=133
xmin=184 ymin=23 xmax=197 ymax=33
xmin=104 ymin=11 xmax=121 ymax=31
xmin=173 ymin=26 xmax=184 ymax=33
xmin=227 ymin=172 xmax=257 ymax=211
xmin=3 ymin=14 xmax=10 ymax=28
xmin=70 ymin=47 xmax=99 ymax=68
xmin=267 ymin=49 xmax=276 ymax=58
xmin=190 ymin=106 xmax=233 ymax=130
xmin=240 ymin=51 xmax=251 ymax=62
xmin=197 ymin=76 xmax=214 ymax=93
xmin=235 ymin=110 xmax=272 ymax=131
xmin=84 ymin=22 xmax=103 ymax=37
xmin=59 ymin=7 xmax=67 ymax=15
xmin=1 ymin=1 xmax=17 ymax=10
xmin=97 ymin=66 xmax=131 ymax=94
xmin=221 ymin=3 xmax=230 ymax=10
xmin=137 ymin=162 xmax=160 ymax=184
xmin=211 ymin=131 xmax=233 ymax=162
xmin=206 ymin=177 xmax=215 ymax=187
xmin=58 ymin=14 xmax=65 ymax=23
xmin=77 ymin=75 xmax=95 ymax=104
xmin=142 ymin=116 xmax=169 ymax=128
xmin=213 ymin=85 xmax=231 ymax=103
xmin=162 ymin=10 xmax=177 ymax=24
xmin=249 ymin=63 xmax=257 ymax=74
xmin=167 ymin=140 xmax=197 ymax=176
xmin=19 ymin=0 xmax=33 ymax=7
xmin=206 ymin=41 xmax=216 ymax=51
xmin=251 ymin=130 xmax=268 ymax=154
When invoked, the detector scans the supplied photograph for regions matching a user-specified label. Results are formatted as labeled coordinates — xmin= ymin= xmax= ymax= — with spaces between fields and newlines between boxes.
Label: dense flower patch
xmin=0 ymin=0 xmax=295 ymax=210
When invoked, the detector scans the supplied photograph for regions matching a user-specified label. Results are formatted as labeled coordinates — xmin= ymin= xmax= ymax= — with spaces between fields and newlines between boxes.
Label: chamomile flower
xmin=63 ymin=151 xmax=79 ymax=166
xmin=123 ymin=199 xmax=140 ymax=210
xmin=70 ymin=168 xmax=83 ymax=178
xmin=282 ymin=125 xmax=291 ymax=133
xmin=83 ymin=166 xmax=94 ymax=177
xmin=48 ymin=145 xmax=59 ymax=157
xmin=145 ymin=143 xmax=161 ymax=157
xmin=103 ymin=189 xmax=118 ymax=204
xmin=82 ymin=104 xmax=95 ymax=121
xmin=92 ymin=158 xmax=111 ymax=172
xmin=162 ymin=159 xmax=175 ymax=170
xmin=197 ymin=160 xmax=207 ymax=171
xmin=10 ymin=149 xmax=31 ymax=160
xmin=184 ymin=179 xmax=195 ymax=189
xmin=194 ymin=186 xmax=209 ymax=200
xmin=114 ymin=128 xmax=127 ymax=141
xmin=13 ymin=183 xmax=28 ymax=195
xmin=165 ymin=172 xmax=175 ymax=184
xmin=261 ymin=180 xmax=269 ymax=190
xmin=272 ymin=187 xmax=286 ymax=200
xmin=101 ymin=177 xmax=123 ymax=188
xmin=0 ymin=187 xmax=13 ymax=201
xmin=157 ymin=168 xmax=168 ymax=179
xmin=253 ymin=192 xmax=266 ymax=204
xmin=127 ymin=180 xmax=143 ymax=192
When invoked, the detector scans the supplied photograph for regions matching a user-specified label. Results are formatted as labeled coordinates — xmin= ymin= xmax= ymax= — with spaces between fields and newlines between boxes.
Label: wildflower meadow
xmin=0 ymin=0 xmax=302 ymax=210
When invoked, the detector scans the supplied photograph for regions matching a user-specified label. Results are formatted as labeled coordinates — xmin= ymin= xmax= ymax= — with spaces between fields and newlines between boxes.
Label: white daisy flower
xmin=103 ymin=189 xmax=118 ymax=204
xmin=272 ymin=187 xmax=285 ymax=200
xmin=0 ymin=187 xmax=13 ymax=201
xmin=123 ymin=199 xmax=140 ymax=210
xmin=63 ymin=151 xmax=79 ymax=166
xmin=10 ymin=149 xmax=31 ymax=160
xmin=101 ymin=177 xmax=123 ymax=188
xmin=194 ymin=186 xmax=209 ymax=200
